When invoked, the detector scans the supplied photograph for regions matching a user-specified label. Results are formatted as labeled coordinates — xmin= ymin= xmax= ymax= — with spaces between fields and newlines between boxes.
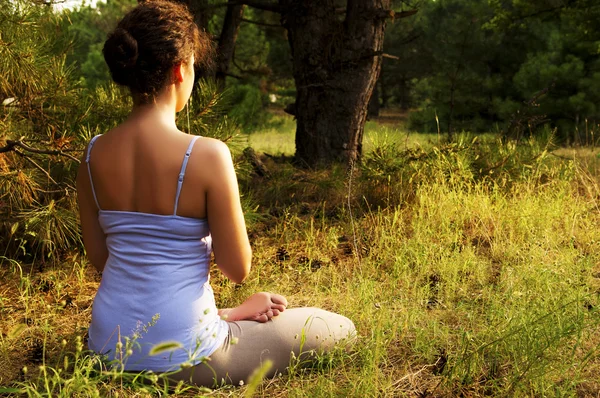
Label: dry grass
xmin=2 ymin=133 xmax=600 ymax=397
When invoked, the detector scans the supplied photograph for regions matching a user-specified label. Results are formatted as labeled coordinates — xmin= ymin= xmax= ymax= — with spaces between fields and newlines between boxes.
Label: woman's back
xmin=78 ymin=112 xmax=252 ymax=282
xmin=87 ymin=118 xmax=207 ymax=218
xmin=85 ymin=125 xmax=229 ymax=371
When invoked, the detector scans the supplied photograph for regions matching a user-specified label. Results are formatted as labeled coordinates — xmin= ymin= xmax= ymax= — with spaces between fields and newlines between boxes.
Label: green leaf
xmin=0 ymin=388 xmax=23 ymax=393
xmin=7 ymin=323 xmax=27 ymax=339
xmin=9 ymin=222 xmax=19 ymax=237
xmin=243 ymin=359 xmax=273 ymax=397
xmin=148 ymin=341 xmax=183 ymax=356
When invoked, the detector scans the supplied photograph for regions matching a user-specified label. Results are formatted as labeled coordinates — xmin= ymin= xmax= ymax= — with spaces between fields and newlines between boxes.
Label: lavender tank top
xmin=85 ymin=135 xmax=228 ymax=372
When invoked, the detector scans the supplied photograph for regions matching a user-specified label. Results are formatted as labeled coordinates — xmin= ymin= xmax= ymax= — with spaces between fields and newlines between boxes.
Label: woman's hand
xmin=220 ymin=292 xmax=288 ymax=323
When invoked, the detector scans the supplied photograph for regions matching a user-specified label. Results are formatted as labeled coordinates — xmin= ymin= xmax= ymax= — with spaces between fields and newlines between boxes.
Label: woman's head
xmin=103 ymin=0 xmax=213 ymax=104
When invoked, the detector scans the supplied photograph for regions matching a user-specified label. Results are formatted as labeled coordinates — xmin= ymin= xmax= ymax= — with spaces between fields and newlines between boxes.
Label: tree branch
xmin=232 ymin=57 xmax=271 ymax=77
xmin=14 ymin=150 xmax=59 ymax=186
xmin=204 ymin=1 xmax=281 ymax=13
xmin=513 ymin=1 xmax=576 ymax=22
xmin=0 ymin=140 xmax=81 ymax=163
xmin=499 ymin=0 xmax=589 ymax=25
xmin=241 ymin=18 xmax=282 ymax=28
xmin=398 ymin=33 xmax=421 ymax=46
xmin=382 ymin=53 xmax=400 ymax=60
xmin=224 ymin=72 xmax=244 ymax=80
xmin=392 ymin=9 xmax=418 ymax=20
xmin=338 ymin=6 xmax=417 ymax=19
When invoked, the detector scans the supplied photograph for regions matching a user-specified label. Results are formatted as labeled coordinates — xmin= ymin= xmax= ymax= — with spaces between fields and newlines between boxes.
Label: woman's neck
xmin=128 ymin=97 xmax=179 ymax=130
xmin=131 ymin=83 xmax=182 ymax=123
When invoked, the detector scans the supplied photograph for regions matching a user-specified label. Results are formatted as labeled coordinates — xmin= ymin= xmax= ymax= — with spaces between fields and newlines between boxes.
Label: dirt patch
xmin=371 ymin=108 xmax=410 ymax=127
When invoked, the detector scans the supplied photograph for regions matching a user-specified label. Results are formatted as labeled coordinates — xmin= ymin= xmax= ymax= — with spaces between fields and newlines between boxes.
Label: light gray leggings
xmin=166 ymin=307 xmax=356 ymax=386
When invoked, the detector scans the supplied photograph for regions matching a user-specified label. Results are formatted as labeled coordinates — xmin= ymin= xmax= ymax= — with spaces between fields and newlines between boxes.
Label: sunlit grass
xmin=246 ymin=115 xmax=296 ymax=156
xmin=246 ymin=113 xmax=438 ymax=156
xmin=2 ymin=122 xmax=600 ymax=396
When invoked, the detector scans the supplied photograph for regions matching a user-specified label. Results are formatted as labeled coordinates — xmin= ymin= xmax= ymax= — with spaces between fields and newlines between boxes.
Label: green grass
xmin=246 ymin=115 xmax=296 ymax=156
xmin=2 ymin=122 xmax=600 ymax=397
xmin=246 ymin=114 xmax=437 ymax=157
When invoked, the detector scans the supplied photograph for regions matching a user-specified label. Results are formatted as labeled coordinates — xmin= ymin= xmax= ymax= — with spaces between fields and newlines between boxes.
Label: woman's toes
xmin=253 ymin=313 xmax=269 ymax=323
xmin=271 ymin=293 xmax=288 ymax=306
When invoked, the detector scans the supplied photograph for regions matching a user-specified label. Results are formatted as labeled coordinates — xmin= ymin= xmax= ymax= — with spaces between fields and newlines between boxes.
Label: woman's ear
xmin=172 ymin=62 xmax=184 ymax=83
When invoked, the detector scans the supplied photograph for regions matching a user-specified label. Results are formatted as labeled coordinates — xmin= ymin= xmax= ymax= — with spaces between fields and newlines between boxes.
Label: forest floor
xmin=371 ymin=108 xmax=410 ymax=126
xmin=2 ymin=121 xmax=600 ymax=397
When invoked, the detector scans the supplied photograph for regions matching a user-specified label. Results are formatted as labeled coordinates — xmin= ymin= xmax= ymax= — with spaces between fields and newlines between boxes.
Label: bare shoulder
xmin=193 ymin=137 xmax=233 ymax=164
xmin=188 ymin=137 xmax=237 ymax=193
xmin=76 ymin=140 xmax=93 ymax=185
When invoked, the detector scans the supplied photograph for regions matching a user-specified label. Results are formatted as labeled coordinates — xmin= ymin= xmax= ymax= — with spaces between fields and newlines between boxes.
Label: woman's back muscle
xmin=80 ymin=114 xmax=251 ymax=281
xmin=88 ymin=122 xmax=208 ymax=219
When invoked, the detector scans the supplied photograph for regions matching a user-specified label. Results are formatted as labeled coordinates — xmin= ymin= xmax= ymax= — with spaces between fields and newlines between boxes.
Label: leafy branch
xmin=0 ymin=139 xmax=81 ymax=163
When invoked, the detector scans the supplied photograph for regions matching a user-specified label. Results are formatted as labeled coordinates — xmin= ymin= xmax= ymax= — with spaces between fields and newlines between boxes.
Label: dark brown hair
xmin=103 ymin=0 xmax=213 ymax=104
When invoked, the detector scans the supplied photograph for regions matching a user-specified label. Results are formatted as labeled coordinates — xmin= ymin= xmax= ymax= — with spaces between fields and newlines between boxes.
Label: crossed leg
xmin=169 ymin=307 xmax=356 ymax=386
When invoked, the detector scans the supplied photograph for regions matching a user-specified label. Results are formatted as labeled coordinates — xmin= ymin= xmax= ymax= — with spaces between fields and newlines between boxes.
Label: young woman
xmin=76 ymin=0 xmax=355 ymax=387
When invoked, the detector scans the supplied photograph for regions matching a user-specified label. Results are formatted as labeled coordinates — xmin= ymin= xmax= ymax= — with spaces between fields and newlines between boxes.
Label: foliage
xmin=226 ymin=83 xmax=270 ymax=132
xmin=385 ymin=0 xmax=600 ymax=139
xmin=52 ymin=0 xmax=600 ymax=139
xmin=0 ymin=2 xmax=248 ymax=264
xmin=0 ymin=0 xmax=86 ymax=261
xmin=63 ymin=0 xmax=136 ymax=90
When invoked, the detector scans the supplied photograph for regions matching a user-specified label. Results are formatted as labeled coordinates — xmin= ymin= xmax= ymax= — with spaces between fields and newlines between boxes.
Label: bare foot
xmin=221 ymin=292 xmax=288 ymax=322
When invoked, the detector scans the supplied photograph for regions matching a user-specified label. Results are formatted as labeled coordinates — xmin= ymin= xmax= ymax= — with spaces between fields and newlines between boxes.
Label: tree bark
xmin=398 ymin=75 xmax=410 ymax=110
xmin=185 ymin=0 xmax=210 ymax=32
xmin=216 ymin=4 xmax=246 ymax=86
xmin=368 ymin=78 xmax=380 ymax=118
xmin=279 ymin=0 xmax=390 ymax=166
xmin=380 ymin=63 xmax=389 ymax=109
xmin=182 ymin=0 xmax=214 ymax=83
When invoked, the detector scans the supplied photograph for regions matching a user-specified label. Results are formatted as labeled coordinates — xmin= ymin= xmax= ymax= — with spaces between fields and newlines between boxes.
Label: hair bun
xmin=103 ymin=28 xmax=139 ymax=84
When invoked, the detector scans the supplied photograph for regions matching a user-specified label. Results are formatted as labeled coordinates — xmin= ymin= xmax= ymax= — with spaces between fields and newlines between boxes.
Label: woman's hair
xmin=103 ymin=0 xmax=213 ymax=104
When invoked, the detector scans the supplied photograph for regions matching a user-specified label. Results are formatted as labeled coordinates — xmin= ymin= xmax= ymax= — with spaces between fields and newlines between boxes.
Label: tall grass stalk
xmin=3 ymin=131 xmax=600 ymax=396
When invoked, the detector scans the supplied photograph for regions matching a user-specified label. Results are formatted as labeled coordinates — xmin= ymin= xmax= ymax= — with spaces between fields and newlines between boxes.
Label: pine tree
xmin=0 ymin=0 xmax=85 ymax=261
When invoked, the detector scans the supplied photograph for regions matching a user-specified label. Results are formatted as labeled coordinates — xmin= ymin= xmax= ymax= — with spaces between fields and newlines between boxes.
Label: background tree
xmin=200 ymin=0 xmax=411 ymax=165
xmin=1 ymin=0 xmax=90 ymax=260
xmin=35 ymin=0 xmax=600 ymax=153
xmin=498 ymin=0 xmax=600 ymax=142
xmin=276 ymin=0 xmax=398 ymax=166
xmin=64 ymin=0 xmax=135 ymax=89
xmin=402 ymin=0 xmax=600 ymax=141
xmin=378 ymin=0 xmax=431 ymax=111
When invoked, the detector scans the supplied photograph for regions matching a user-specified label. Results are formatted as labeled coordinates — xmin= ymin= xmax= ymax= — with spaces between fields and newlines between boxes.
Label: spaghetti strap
xmin=85 ymin=135 xmax=102 ymax=210
xmin=174 ymin=136 xmax=201 ymax=215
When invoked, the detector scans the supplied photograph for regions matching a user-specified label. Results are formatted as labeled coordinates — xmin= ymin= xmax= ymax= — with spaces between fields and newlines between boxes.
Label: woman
xmin=76 ymin=0 xmax=355 ymax=387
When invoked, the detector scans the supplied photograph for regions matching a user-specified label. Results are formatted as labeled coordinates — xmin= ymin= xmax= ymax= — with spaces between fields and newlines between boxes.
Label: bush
xmin=226 ymin=83 xmax=271 ymax=132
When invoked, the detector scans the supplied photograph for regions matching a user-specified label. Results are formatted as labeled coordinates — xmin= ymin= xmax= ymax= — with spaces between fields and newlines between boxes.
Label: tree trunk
xmin=368 ymin=78 xmax=380 ymax=118
xmin=398 ymin=75 xmax=410 ymax=110
xmin=185 ymin=0 xmax=210 ymax=32
xmin=187 ymin=1 xmax=244 ymax=84
xmin=216 ymin=4 xmax=246 ymax=86
xmin=279 ymin=0 xmax=390 ymax=166
xmin=184 ymin=0 xmax=213 ymax=83
xmin=380 ymin=64 xmax=390 ymax=109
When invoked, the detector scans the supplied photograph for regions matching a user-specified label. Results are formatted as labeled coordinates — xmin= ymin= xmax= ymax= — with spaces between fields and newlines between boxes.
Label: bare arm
xmin=202 ymin=140 xmax=251 ymax=283
xmin=76 ymin=154 xmax=108 ymax=272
